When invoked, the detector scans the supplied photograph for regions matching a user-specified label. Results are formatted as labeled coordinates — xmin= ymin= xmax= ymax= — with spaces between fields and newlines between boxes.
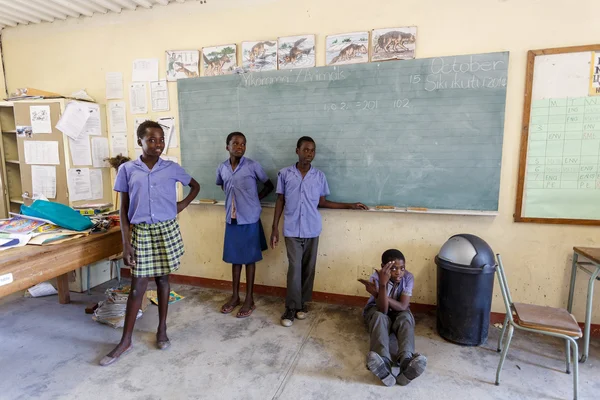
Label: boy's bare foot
xmin=236 ymin=300 xmax=256 ymax=318
xmin=220 ymin=296 xmax=240 ymax=314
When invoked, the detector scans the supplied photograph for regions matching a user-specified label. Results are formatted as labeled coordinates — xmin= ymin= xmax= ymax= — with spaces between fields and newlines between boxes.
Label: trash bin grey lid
xmin=438 ymin=236 xmax=477 ymax=266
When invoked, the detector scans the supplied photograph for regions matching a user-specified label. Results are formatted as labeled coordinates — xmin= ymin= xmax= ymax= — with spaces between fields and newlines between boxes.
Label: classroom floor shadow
xmin=1 ymin=282 xmax=599 ymax=400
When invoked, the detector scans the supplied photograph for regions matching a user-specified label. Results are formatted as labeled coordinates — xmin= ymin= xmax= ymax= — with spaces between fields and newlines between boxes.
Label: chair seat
xmin=513 ymin=302 xmax=582 ymax=338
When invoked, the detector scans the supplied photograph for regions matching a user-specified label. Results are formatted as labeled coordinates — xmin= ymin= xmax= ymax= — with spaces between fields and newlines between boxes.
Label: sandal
xmin=156 ymin=333 xmax=171 ymax=350
xmin=99 ymin=345 xmax=133 ymax=366
xmin=221 ymin=300 xmax=240 ymax=314
xmin=236 ymin=304 xmax=256 ymax=318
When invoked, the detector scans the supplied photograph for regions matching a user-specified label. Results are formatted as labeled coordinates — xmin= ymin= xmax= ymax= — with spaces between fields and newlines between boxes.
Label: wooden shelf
xmin=6 ymin=159 xmax=20 ymax=165
xmin=10 ymin=197 xmax=24 ymax=205
xmin=2 ymin=130 xmax=16 ymax=134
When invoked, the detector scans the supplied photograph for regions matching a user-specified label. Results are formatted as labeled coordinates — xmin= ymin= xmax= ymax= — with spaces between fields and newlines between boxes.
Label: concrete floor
xmin=1 ymin=282 xmax=599 ymax=400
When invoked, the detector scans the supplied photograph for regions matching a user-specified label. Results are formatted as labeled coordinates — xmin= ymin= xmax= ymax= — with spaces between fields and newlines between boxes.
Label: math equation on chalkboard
xmin=323 ymin=99 xmax=410 ymax=111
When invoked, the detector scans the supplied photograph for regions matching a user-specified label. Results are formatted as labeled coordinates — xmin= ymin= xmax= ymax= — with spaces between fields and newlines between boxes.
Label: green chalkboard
xmin=178 ymin=51 xmax=508 ymax=211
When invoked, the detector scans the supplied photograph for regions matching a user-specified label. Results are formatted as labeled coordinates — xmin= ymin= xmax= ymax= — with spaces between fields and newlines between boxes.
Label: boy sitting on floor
xmin=359 ymin=249 xmax=427 ymax=386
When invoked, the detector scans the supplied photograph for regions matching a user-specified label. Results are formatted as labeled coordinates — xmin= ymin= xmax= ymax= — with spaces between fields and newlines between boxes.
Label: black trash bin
xmin=436 ymin=234 xmax=496 ymax=346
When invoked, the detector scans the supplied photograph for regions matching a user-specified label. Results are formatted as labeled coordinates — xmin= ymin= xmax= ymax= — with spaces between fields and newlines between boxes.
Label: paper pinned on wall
xmin=83 ymin=103 xmax=102 ymax=136
xmin=69 ymin=135 xmax=92 ymax=166
xmin=56 ymin=102 xmax=90 ymax=139
xmin=132 ymin=58 xmax=159 ymax=82
xmin=106 ymin=72 xmax=124 ymax=99
xmin=129 ymin=82 xmax=148 ymax=114
xmin=91 ymin=137 xmax=110 ymax=167
xmin=150 ymin=80 xmax=170 ymax=112
xmin=31 ymin=165 xmax=56 ymax=199
xmin=108 ymin=101 xmax=127 ymax=133
xmin=110 ymin=134 xmax=128 ymax=157
xmin=133 ymin=117 xmax=146 ymax=149
xmin=29 ymin=105 xmax=52 ymax=134
xmin=157 ymin=116 xmax=177 ymax=149
xmin=89 ymin=169 xmax=104 ymax=200
xmin=67 ymin=168 xmax=92 ymax=202
xmin=24 ymin=141 xmax=60 ymax=165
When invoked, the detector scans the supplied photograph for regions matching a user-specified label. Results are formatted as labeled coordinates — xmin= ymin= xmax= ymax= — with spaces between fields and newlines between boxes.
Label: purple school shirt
xmin=216 ymin=157 xmax=269 ymax=225
xmin=276 ymin=164 xmax=330 ymax=238
xmin=363 ymin=270 xmax=414 ymax=315
xmin=114 ymin=157 xmax=192 ymax=224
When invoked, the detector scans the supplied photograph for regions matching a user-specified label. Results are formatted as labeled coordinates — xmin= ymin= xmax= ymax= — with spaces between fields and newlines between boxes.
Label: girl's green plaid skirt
xmin=131 ymin=219 xmax=184 ymax=278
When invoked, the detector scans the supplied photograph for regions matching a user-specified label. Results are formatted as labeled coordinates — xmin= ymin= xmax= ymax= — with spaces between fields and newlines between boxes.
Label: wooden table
xmin=567 ymin=246 xmax=600 ymax=363
xmin=0 ymin=227 xmax=122 ymax=304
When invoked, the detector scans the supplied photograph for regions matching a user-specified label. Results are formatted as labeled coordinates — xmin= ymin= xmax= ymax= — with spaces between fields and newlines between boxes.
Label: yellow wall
xmin=0 ymin=36 xmax=5 ymax=98
xmin=2 ymin=0 xmax=599 ymax=321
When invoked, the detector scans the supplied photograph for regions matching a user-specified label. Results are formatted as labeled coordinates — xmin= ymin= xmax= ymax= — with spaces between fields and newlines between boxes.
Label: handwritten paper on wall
xmin=129 ymin=83 xmax=148 ymax=114
xmin=67 ymin=168 xmax=92 ymax=202
xmin=89 ymin=169 xmax=104 ymax=200
xmin=24 ymin=141 xmax=60 ymax=165
xmin=31 ymin=166 xmax=57 ymax=199
xmin=108 ymin=102 xmax=127 ymax=133
xmin=83 ymin=103 xmax=101 ymax=136
xmin=29 ymin=106 xmax=52 ymax=134
xmin=106 ymin=72 xmax=124 ymax=99
xmin=132 ymin=58 xmax=159 ymax=82
xmin=151 ymin=80 xmax=170 ymax=112
xmin=69 ymin=135 xmax=92 ymax=166
xmin=56 ymin=102 xmax=90 ymax=139
xmin=92 ymin=137 xmax=110 ymax=167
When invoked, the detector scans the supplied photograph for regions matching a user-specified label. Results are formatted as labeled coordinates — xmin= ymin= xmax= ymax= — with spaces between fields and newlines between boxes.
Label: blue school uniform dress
xmin=114 ymin=157 xmax=192 ymax=278
xmin=216 ymin=157 xmax=269 ymax=264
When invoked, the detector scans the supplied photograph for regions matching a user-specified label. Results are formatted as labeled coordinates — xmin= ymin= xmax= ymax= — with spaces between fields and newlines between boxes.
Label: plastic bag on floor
xmin=92 ymin=286 xmax=146 ymax=328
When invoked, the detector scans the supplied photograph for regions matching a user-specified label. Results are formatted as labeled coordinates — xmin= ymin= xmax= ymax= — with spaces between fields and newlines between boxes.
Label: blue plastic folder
xmin=21 ymin=200 xmax=93 ymax=232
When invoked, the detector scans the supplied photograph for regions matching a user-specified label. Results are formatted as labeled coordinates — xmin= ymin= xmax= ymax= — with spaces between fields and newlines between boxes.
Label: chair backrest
xmin=496 ymin=254 xmax=515 ymax=324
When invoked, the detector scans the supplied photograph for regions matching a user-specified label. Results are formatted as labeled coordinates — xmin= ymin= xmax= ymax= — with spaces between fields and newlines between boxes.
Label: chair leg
xmin=497 ymin=314 xmax=509 ymax=352
xmin=570 ymin=338 xmax=579 ymax=400
xmin=566 ymin=339 xmax=571 ymax=374
xmin=495 ymin=324 xmax=514 ymax=385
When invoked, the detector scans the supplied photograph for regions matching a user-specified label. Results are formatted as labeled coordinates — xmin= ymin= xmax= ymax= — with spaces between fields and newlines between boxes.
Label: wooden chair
xmin=495 ymin=254 xmax=582 ymax=400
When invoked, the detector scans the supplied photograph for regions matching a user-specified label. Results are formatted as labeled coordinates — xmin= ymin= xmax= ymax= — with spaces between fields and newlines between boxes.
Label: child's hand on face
xmin=377 ymin=261 xmax=393 ymax=285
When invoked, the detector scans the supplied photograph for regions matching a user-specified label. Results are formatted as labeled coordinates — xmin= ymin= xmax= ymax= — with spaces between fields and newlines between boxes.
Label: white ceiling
xmin=0 ymin=0 xmax=202 ymax=30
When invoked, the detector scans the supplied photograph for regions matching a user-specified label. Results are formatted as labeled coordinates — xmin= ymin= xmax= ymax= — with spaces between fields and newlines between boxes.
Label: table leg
xmin=581 ymin=266 xmax=600 ymax=363
xmin=567 ymin=252 xmax=578 ymax=313
xmin=56 ymin=273 xmax=71 ymax=304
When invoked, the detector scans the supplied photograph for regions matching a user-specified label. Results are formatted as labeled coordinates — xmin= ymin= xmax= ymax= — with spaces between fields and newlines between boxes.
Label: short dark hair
xmin=381 ymin=249 xmax=405 ymax=264
xmin=296 ymin=136 xmax=315 ymax=149
xmin=226 ymin=131 xmax=246 ymax=145
xmin=137 ymin=120 xmax=163 ymax=140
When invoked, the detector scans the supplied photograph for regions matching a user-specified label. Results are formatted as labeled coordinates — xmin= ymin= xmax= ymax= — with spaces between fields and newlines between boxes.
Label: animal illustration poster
xmin=166 ymin=50 xmax=200 ymax=81
xmin=326 ymin=32 xmax=369 ymax=66
xmin=242 ymin=40 xmax=277 ymax=72
xmin=590 ymin=51 xmax=600 ymax=96
xmin=371 ymin=27 xmax=417 ymax=62
xmin=202 ymin=44 xmax=237 ymax=76
xmin=278 ymin=35 xmax=315 ymax=70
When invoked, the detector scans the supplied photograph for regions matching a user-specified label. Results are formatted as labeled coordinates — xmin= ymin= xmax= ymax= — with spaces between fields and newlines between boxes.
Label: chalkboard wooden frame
xmin=514 ymin=44 xmax=600 ymax=225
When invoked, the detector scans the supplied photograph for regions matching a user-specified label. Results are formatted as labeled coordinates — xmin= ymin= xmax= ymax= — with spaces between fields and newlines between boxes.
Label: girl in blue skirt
xmin=217 ymin=132 xmax=274 ymax=318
